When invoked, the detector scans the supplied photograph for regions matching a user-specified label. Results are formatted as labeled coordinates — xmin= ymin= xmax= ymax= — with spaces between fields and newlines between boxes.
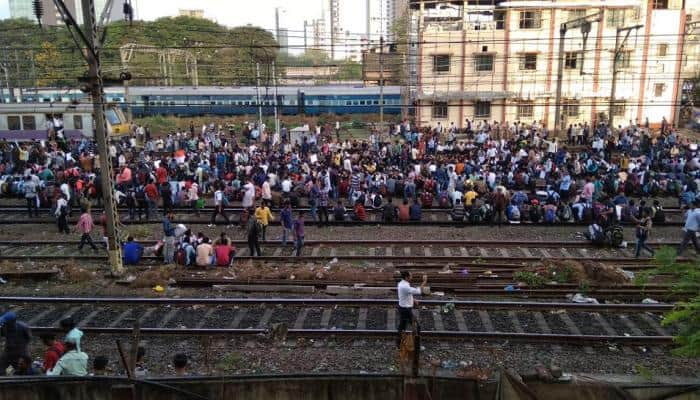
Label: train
xmin=0 ymin=103 xmax=130 ymax=141
xmin=0 ymin=85 xmax=404 ymax=118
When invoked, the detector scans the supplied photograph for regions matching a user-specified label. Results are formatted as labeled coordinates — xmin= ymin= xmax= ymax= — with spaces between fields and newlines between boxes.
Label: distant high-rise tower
xmin=329 ymin=0 xmax=341 ymax=59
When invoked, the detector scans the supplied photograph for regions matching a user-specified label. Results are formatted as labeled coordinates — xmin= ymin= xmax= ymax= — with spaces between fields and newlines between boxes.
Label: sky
xmin=0 ymin=0 xmax=371 ymax=55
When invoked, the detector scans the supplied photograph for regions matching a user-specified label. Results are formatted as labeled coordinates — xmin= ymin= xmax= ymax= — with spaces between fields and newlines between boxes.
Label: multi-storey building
xmin=413 ymin=0 xmax=696 ymax=131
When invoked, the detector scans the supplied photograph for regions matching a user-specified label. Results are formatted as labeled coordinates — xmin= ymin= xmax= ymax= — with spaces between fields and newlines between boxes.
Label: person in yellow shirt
xmin=464 ymin=187 xmax=478 ymax=208
xmin=254 ymin=200 xmax=274 ymax=241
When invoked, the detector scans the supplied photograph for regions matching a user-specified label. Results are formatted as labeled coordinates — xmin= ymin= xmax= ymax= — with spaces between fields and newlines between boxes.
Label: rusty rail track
xmin=0 ymin=297 xmax=676 ymax=347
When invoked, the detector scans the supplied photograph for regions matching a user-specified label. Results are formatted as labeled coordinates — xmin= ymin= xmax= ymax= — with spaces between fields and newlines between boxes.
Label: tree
xmin=34 ymin=42 xmax=62 ymax=87
xmin=637 ymin=247 xmax=700 ymax=357
xmin=0 ymin=16 xmax=279 ymax=87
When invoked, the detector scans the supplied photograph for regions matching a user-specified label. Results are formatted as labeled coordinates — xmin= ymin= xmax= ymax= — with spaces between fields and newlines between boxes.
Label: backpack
xmin=175 ymin=248 xmax=187 ymax=265
xmin=469 ymin=208 xmax=483 ymax=224
xmin=545 ymin=207 xmax=556 ymax=224
xmin=438 ymin=191 xmax=449 ymax=208
xmin=608 ymin=225 xmax=624 ymax=247
xmin=507 ymin=205 xmax=521 ymax=221
xmin=558 ymin=205 xmax=572 ymax=222
xmin=589 ymin=224 xmax=605 ymax=245
xmin=652 ymin=207 xmax=665 ymax=223
xmin=529 ymin=205 xmax=542 ymax=223
xmin=135 ymin=187 xmax=145 ymax=201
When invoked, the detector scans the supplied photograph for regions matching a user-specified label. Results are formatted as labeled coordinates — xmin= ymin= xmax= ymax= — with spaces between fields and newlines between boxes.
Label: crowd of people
xmin=1 ymin=116 xmax=700 ymax=262
xmin=0 ymin=311 xmax=190 ymax=377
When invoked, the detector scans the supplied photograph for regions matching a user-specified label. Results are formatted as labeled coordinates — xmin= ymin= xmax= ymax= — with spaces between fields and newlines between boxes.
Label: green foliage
xmin=215 ymin=352 xmax=243 ymax=373
xmin=636 ymin=246 xmax=700 ymax=357
xmin=0 ymin=16 xmax=278 ymax=88
xmin=633 ymin=364 xmax=656 ymax=383
xmin=513 ymin=271 xmax=546 ymax=288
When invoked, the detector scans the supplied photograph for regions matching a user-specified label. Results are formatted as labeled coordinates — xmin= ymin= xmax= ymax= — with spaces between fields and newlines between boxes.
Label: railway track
xmin=0 ymin=297 xmax=676 ymax=347
xmin=0 ymin=239 xmax=672 ymax=260
xmin=0 ymin=212 xmax=684 ymax=226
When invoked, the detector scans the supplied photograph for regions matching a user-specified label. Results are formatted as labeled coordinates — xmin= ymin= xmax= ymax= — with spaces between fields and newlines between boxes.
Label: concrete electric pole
xmin=608 ymin=24 xmax=643 ymax=129
xmin=45 ymin=0 xmax=125 ymax=276
xmin=553 ymin=12 xmax=601 ymax=138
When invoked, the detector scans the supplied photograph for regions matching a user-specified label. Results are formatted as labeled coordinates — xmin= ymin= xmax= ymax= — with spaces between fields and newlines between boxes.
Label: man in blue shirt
xmin=678 ymin=201 xmax=700 ymax=256
xmin=123 ymin=236 xmax=144 ymax=265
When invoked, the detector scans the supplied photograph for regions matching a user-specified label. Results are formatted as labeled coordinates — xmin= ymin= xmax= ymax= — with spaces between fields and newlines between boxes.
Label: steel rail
xmin=0 ymin=205 xmax=686 ymax=215
xmin=0 ymin=296 xmax=675 ymax=312
xmin=0 ymin=218 xmax=684 ymax=226
xmin=25 ymin=325 xmax=674 ymax=345
xmin=0 ymin=254 xmax=671 ymax=262
xmin=0 ymin=239 xmax=683 ymax=247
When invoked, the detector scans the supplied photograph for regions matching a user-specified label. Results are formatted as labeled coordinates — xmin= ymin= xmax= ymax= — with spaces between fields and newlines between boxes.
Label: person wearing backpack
xmin=529 ymin=200 xmax=542 ymax=223
xmin=543 ymin=202 xmax=557 ymax=224
xmin=557 ymin=203 xmax=573 ymax=222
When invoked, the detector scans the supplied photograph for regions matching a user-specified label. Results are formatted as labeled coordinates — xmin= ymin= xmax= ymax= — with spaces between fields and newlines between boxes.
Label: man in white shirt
xmin=397 ymin=271 xmax=428 ymax=348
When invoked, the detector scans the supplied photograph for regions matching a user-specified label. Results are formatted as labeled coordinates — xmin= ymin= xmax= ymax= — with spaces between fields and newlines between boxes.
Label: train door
xmin=298 ymin=91 xmax=305 ymax=115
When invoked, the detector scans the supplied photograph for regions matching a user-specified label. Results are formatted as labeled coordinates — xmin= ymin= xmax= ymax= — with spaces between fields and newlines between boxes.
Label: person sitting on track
xmin=122 ymin=236 xmax=144 ymax=265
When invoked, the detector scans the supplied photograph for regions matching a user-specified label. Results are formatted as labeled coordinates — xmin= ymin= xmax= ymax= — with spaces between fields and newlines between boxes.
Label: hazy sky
xmin=0 ymin=0 xmax=370 ymax=44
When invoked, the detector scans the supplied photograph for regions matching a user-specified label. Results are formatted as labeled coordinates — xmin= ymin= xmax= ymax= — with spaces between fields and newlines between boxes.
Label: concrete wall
xmin=1 ymin=375 xmax=698 ymax=400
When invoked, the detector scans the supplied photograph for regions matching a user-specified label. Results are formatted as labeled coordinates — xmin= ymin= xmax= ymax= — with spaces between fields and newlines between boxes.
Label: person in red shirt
xmin=143 ymin=180 xmax=159 ymax=220
xmin=353 ymin=201 xmax=367 ymax=221
xmin=398 ymin=199 xmax=410 ymax=223
xmin=39 ymin=334 xmax=65 ymax=373
xmin=156 ymin=163 xmax=168 ymax=185
xmin=213 ymin=233 xmax=236 ymax=267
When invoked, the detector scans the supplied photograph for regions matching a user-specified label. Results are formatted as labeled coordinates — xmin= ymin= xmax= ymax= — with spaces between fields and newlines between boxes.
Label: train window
xmin=73 ymin=115 xmax=83 ymax=129
xmin=104 ymin=109 xmax=121 ymax=125
xmin=22 ymin=116 xmax=36 ymax=130
xmin=170 ymin=101 xmax=176 ymax=106
xmin=149 ymin=101 xmax=155 ymax=106
xmin=360 ymin=100 xmax=366 ymax=105
xmin=352 ymin=101 xmax=359 ymax=106
xmin=373 ymin=100 xmax=379 ymax=105
xmin=7 ymin=116 xmax=21 ymax=130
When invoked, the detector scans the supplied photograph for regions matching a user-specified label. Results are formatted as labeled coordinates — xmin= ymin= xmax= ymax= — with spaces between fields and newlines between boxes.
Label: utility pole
xmin=275 ymin=7 xmax=280 ymax=44
xmin=673 ymin=20 xmax=699 ymax=128
xmin=273 ymin=61 xmax=279 ymax=135
xmin=80 ymin=0 xmax=125 ymax=276
xmin=303 ymin=20 xmax=308 ymax=51
xmin=255 ymin=62 xmax=263 ymax=129
xmin=379 ymin=36 xmax=384 ymax=134
xmin=30 ymin=50 xmax=37 ymax=95
xmin=553 ymin=12 xmax=601 ymax=138
xmin=366 ymin=0 xmax=371 ymax=44
xmin=14 ymin=50 xmax=23 ymax=102
xmin=608 ymin=24 xmax=643 ymax=129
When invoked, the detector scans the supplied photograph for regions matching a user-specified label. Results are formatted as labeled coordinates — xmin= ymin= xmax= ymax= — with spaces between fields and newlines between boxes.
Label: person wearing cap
xmin=0 ymin=311 xmax=31 ymax=375
xmin=46 ymin=338 xmax=88 ymax=376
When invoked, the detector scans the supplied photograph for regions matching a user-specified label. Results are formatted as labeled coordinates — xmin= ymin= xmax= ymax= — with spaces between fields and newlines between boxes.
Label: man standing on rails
xmin=397 ymin=271 xmax=428 ymax=348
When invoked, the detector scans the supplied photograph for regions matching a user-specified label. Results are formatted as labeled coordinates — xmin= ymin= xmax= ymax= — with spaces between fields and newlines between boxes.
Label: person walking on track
xmin=396 ymin=271 xmax=427 ymax=348
xmin=76 ymin=208 xmax=98 ymax=252
xmin=678 ymin=201 xmax=700 ymax=256
xmin=209 ymin=183 xmax=231 ymax=228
